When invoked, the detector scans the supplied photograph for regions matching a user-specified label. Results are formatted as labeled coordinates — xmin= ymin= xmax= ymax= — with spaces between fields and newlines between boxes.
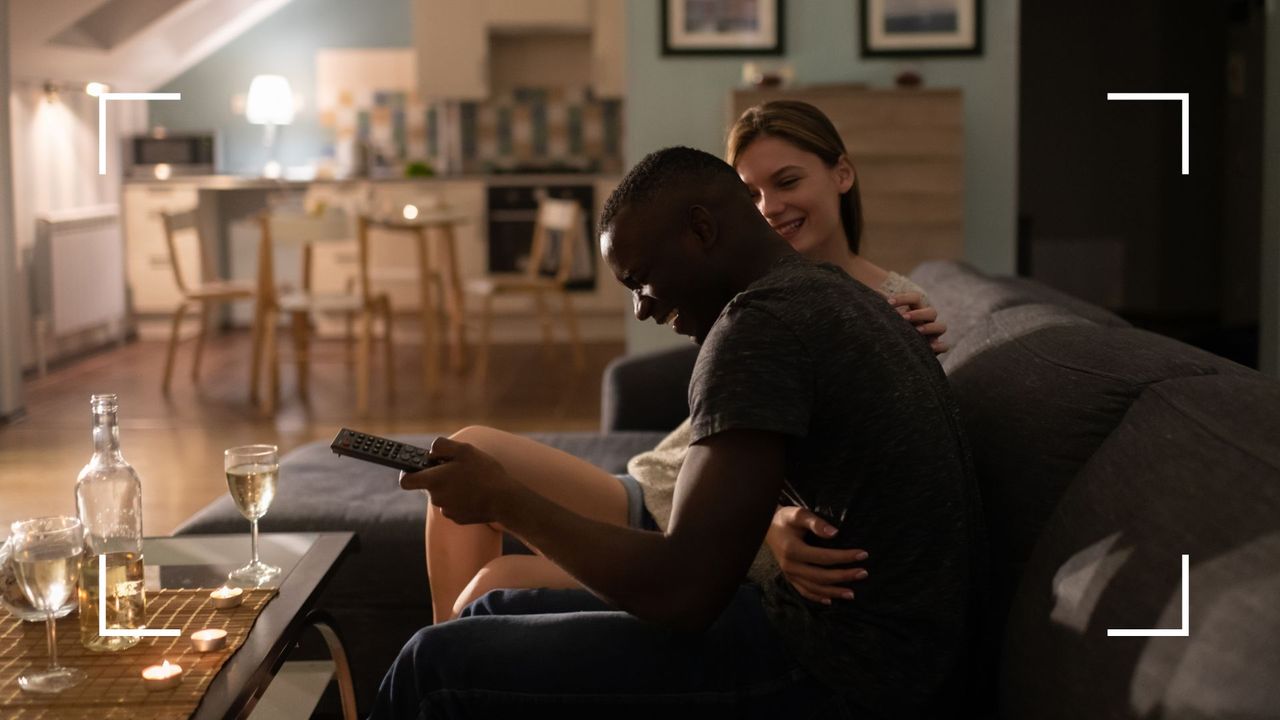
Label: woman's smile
xmin=772 ymin=217 xmax=805 ymax=238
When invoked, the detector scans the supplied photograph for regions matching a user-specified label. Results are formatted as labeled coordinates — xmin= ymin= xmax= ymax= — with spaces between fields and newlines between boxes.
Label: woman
xmin=424 ymin=100 xmax=948 ymax=623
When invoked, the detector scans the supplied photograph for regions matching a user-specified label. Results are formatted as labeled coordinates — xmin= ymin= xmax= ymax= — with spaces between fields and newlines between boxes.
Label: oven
xmin=487 ymin=183 xmax=595 ymax=290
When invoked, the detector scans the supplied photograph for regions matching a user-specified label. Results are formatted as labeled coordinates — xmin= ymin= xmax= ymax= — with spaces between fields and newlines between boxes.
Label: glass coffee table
xmin=143 ymin=532 xmax=356 ymax=720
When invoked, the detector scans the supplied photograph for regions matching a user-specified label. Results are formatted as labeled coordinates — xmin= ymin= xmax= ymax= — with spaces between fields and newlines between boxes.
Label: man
xmin=371 ymin=147 xmax=982 ymax=719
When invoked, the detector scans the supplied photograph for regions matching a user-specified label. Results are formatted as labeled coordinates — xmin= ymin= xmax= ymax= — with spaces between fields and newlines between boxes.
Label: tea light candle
xmin=141 ymin=660 xmax=182 ymax=690
xmin=210 ymin=586 xmax=243 ymax=609
xmin=190 ymin=628 xmax=228 ymax=652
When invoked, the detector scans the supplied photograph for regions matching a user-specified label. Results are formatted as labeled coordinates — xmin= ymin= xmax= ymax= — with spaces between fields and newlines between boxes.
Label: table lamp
xmin=246 ymin=74 xmax=294 ymax=178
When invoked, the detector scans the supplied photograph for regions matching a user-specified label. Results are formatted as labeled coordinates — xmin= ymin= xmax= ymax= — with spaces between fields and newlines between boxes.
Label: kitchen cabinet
xmin=486 ymin=0 xmax=590 ymax=29
xmin=590 ymin=0 xmax=626 ymax=98
xmin=414 ymin=0 xmax=625 ymax=100
xmin=122 ymin=184 xmax=200 ymax=314
xmin=415 ymin=0 xmax=488 ymax=100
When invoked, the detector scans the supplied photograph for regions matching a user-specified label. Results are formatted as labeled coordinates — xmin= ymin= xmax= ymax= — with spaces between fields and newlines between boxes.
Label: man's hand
xmin=765 ymin=506 xmax=869 ymax=605
xmin=399 ymin=436 xmax=523 ymax=525
xmin=888 ymin=291 xmax=949 ymax=354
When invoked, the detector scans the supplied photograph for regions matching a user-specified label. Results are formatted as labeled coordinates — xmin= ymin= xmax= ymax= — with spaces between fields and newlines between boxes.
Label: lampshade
xmin=245 ymin=74 xmax=294 ymax=126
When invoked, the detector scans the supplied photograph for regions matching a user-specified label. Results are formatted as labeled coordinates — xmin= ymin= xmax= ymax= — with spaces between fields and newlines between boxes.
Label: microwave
xmin=124 ymin=131 xmax=217 ymax=178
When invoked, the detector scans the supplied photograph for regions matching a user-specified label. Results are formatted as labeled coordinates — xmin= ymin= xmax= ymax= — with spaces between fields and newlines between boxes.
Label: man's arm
xmin=416 ymin=429 xmax=785 ymax=633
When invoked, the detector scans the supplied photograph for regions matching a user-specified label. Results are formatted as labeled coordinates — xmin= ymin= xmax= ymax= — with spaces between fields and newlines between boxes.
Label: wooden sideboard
xmin=731 ymin=85 xmax=964 ymax=276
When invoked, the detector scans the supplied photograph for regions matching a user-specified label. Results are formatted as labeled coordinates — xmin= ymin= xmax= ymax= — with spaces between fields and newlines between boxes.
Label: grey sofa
xmin=176 ymin=260 xmax=1280 ymax=718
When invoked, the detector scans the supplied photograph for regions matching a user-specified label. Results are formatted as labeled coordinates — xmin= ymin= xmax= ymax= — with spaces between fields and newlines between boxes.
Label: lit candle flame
xmin=143 ymin=660 xmax=182 ymax=680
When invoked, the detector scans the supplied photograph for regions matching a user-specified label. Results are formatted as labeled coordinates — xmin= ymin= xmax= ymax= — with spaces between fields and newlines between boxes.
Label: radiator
xmin=31 ymin=205 xmax=128 ymax=374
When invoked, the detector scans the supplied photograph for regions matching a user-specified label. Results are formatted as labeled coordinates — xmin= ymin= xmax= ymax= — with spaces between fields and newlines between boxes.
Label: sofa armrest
xmin=600 ymin=345 xmax=699 ymax=432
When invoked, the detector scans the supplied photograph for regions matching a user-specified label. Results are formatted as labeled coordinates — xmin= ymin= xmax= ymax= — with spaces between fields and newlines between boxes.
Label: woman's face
xmin=734 ymin=134 xmax=855 ymax=260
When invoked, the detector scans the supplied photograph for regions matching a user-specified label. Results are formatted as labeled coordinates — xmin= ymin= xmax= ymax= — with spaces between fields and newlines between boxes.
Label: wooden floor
xmin=0 ymin=331 xmax=624 ymax=536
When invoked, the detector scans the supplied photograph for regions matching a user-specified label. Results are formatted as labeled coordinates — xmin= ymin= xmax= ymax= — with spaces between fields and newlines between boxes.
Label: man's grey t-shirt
xmin=688 ymin=253 xmax=983 ymax=717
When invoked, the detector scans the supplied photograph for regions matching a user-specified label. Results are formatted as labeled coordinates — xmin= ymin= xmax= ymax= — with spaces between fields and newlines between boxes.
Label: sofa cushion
xmin=996 ymin=276 xmax=1129 ymax=329
xmin=1001 ymin=374 xmax=1280 ymax=719
xmin=947 ymin=307 xmax=1251 ymax=589
xmin=940 ymin=303 xmax=1092 ymax=376
xmin=600 ymin=344 xmax=699 ymax=432
xmin=909 ymin=261 xmax=1128 ymax=352
xmin=943 ymin=304 xmax=1253 ymax=717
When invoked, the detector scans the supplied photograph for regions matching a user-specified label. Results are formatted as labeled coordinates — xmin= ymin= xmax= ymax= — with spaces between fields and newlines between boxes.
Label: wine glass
xmin=10 ymin=516 xmax=86 ymax=693
xmin=224 ymin=445 xmax=282 ymax=587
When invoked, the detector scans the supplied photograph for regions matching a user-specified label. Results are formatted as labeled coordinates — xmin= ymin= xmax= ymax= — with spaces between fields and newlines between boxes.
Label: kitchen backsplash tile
xmin=461 ymin=88 xmax=621 ymax=173
xmin=323 ymin=86 xmax=621 ymax=176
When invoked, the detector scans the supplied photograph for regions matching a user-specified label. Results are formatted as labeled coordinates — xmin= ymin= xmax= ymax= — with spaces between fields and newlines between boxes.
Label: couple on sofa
xmin=369 ymin=102 xmax=985 ymax=719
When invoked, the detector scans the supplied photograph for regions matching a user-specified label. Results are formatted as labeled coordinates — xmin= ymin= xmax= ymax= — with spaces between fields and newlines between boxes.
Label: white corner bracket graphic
xmin=98 ymin=553 xmax=181 ymax=637
xmin=1105 ymin=92 xmax=1190 ymax=175
xmin=98 ymin=92 xmax=181 ymax=175
xmin=1107 ymin=554 xmax=1190 ymax=637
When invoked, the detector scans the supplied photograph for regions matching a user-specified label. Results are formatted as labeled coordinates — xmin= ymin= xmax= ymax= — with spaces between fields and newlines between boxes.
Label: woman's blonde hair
xmin=726 ymin=100 xmax=864 ymax=254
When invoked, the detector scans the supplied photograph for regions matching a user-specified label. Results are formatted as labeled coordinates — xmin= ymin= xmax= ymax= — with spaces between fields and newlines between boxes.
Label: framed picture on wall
xmin=662 ymin=0 xmax=785 ymax=56
xmin=860 ymin=0 xmax=982 ymax=57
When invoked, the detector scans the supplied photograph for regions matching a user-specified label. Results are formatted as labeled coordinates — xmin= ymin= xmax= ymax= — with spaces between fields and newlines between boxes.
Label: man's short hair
xmin=600 ymin=146 xmax=748 ymax=235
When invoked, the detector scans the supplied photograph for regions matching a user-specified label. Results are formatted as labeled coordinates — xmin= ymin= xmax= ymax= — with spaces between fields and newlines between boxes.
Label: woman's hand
xmin=889 ymin=292 xmax=949 ymax=354
xmin=765 ymin=506 xmax=869 ymax=605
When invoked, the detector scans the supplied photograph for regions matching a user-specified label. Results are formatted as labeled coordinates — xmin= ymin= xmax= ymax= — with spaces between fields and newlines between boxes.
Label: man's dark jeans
xmin=367 ymin=584 xmax=847 ymax=719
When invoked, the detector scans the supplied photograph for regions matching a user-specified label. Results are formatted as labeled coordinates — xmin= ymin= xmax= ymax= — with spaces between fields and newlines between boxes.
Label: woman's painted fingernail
xmin=855 ymin=569 xmax=869 ymax=580
xmin=855 ymin=551 xmax=869 ymax=561
xmin=822 ymin=525 xmax=837 ymax=537
xmin=843 ymin=590 xmax=855 ymax=600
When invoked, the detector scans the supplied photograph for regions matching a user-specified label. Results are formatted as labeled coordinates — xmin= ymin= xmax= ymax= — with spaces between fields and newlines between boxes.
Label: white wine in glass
xmin=11 ymin=516 xmax=87 ymax=694
xmin=225 ymin=445 xmax=282 ymax=587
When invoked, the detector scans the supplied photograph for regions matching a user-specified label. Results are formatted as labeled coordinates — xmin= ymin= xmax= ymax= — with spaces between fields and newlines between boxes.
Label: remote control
xmin=330 ymin=428 xmax=441 ymax=473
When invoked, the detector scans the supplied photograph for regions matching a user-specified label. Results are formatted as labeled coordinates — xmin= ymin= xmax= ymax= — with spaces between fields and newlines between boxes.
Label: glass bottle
xmin=74 ymin=394 xmax=146 ymax=651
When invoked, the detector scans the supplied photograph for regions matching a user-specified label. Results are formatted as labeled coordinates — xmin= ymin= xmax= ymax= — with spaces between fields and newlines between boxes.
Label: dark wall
xmin=1019 ymin=1 xmax=1256 ymax=326
xmin=1221 ymin=1 xmax=1266 ymax=327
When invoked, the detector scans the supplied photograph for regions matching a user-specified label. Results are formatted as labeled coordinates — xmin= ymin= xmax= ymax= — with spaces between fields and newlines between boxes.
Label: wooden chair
xmin=158 ymin=209 xmax=256 ymax=395
xmin=251 ymin=205 xmax=395 ymax=415
xmin=467 ymin=197 xmax=586 ymax=385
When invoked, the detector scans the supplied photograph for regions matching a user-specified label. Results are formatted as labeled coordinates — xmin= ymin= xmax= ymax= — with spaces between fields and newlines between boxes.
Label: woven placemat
xmin=0 ymin=588 xmax=275 ymax=720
